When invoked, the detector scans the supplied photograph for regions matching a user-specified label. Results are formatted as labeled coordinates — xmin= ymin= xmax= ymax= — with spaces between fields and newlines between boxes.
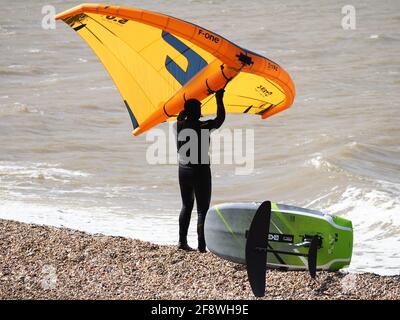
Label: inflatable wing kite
xmin=56 ymin=4 xmax=295 ymax=136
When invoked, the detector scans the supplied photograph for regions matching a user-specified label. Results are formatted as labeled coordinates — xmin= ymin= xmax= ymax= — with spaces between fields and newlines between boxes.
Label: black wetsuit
xmin=176 ymin=96 xmax=225 ymax=250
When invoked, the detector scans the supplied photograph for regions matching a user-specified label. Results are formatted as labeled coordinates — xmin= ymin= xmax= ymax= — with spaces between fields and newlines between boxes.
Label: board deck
xmin=204 ymin=202 xmax=353 ymax=271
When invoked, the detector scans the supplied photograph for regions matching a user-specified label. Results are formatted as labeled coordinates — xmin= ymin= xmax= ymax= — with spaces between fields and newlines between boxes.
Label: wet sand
xmin=0 ymin=219 xmax=399 ymax=300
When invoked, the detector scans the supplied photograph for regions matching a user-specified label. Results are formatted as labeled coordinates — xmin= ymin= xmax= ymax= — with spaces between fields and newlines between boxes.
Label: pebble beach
xmin=0 ymin=219 xmax=399 ymax=300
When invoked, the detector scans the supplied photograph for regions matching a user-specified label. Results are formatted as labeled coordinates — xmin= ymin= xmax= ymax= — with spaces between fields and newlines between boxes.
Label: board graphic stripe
xmin=214 ymin=206 xmax=244 ymax=250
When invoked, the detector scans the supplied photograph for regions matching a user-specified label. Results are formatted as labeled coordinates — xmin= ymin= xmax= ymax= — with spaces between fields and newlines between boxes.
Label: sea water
xmin=0 ymin=0 xmax=399 ymax=275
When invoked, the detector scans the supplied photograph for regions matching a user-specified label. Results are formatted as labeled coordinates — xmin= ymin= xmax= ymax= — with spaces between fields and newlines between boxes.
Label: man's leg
xmin=178 ymin=166 xmax=195 ymax=249
xmin=194 ymin=166 xmax=212 ymax=252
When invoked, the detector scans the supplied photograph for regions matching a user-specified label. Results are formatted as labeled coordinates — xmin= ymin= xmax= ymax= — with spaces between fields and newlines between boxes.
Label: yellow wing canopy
xmin=56 ymin=4 xmax=295 ymax=136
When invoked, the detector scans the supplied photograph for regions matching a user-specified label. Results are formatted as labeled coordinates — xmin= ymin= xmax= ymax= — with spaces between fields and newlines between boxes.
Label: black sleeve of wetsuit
xmin=176 ymin=110 xmax=188 ymax=133
xmin=177 ymin=110 xmax=187 ymax=121
xmin=200 ymin=92 xmax=226 ymax=130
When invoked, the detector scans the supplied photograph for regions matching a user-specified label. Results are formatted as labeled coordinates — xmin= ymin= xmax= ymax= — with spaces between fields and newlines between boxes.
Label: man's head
xmin=184 ymin=99 xmax=201 ymax=120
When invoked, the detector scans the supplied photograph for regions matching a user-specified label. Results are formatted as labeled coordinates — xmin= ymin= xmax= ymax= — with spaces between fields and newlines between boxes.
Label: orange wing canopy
xmin=56 ymin=4 xmax=295 ymax=135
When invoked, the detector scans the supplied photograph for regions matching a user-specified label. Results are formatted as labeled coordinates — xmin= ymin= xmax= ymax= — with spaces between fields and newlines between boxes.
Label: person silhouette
xmin=176 ymin=89 xmax=226 ymax=252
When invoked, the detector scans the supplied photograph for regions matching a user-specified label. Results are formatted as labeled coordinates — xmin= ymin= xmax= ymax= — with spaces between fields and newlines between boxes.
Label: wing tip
xmin=132 ymin=127 xmax=143 ymax=136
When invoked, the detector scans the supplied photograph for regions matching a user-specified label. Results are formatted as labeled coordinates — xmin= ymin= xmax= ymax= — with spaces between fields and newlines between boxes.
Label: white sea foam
xmin=0 ymin=200 xmax=189 ymax=246
xmin=323 ymin=186 xmax=400 ymax=275
xmin=28 ymin=49 xmax=41 ymax=53
xmin=305 ymin=154 xmax=335 ymax=171
xmin=0 ymin=162 xmax=90 ymax=183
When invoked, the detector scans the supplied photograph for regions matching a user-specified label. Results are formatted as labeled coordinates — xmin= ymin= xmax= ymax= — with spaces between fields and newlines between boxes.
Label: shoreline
xmin=0 ymin=218 xmax=399 ymax=300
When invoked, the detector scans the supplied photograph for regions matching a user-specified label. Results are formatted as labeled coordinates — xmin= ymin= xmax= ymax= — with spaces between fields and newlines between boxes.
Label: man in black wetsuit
xmin=176 ymin=89 xmax=226 ymax=252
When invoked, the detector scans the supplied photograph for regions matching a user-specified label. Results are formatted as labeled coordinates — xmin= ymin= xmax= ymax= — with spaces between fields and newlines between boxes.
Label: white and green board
xmin=205 ymin=201 xmax=353 ymax=271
